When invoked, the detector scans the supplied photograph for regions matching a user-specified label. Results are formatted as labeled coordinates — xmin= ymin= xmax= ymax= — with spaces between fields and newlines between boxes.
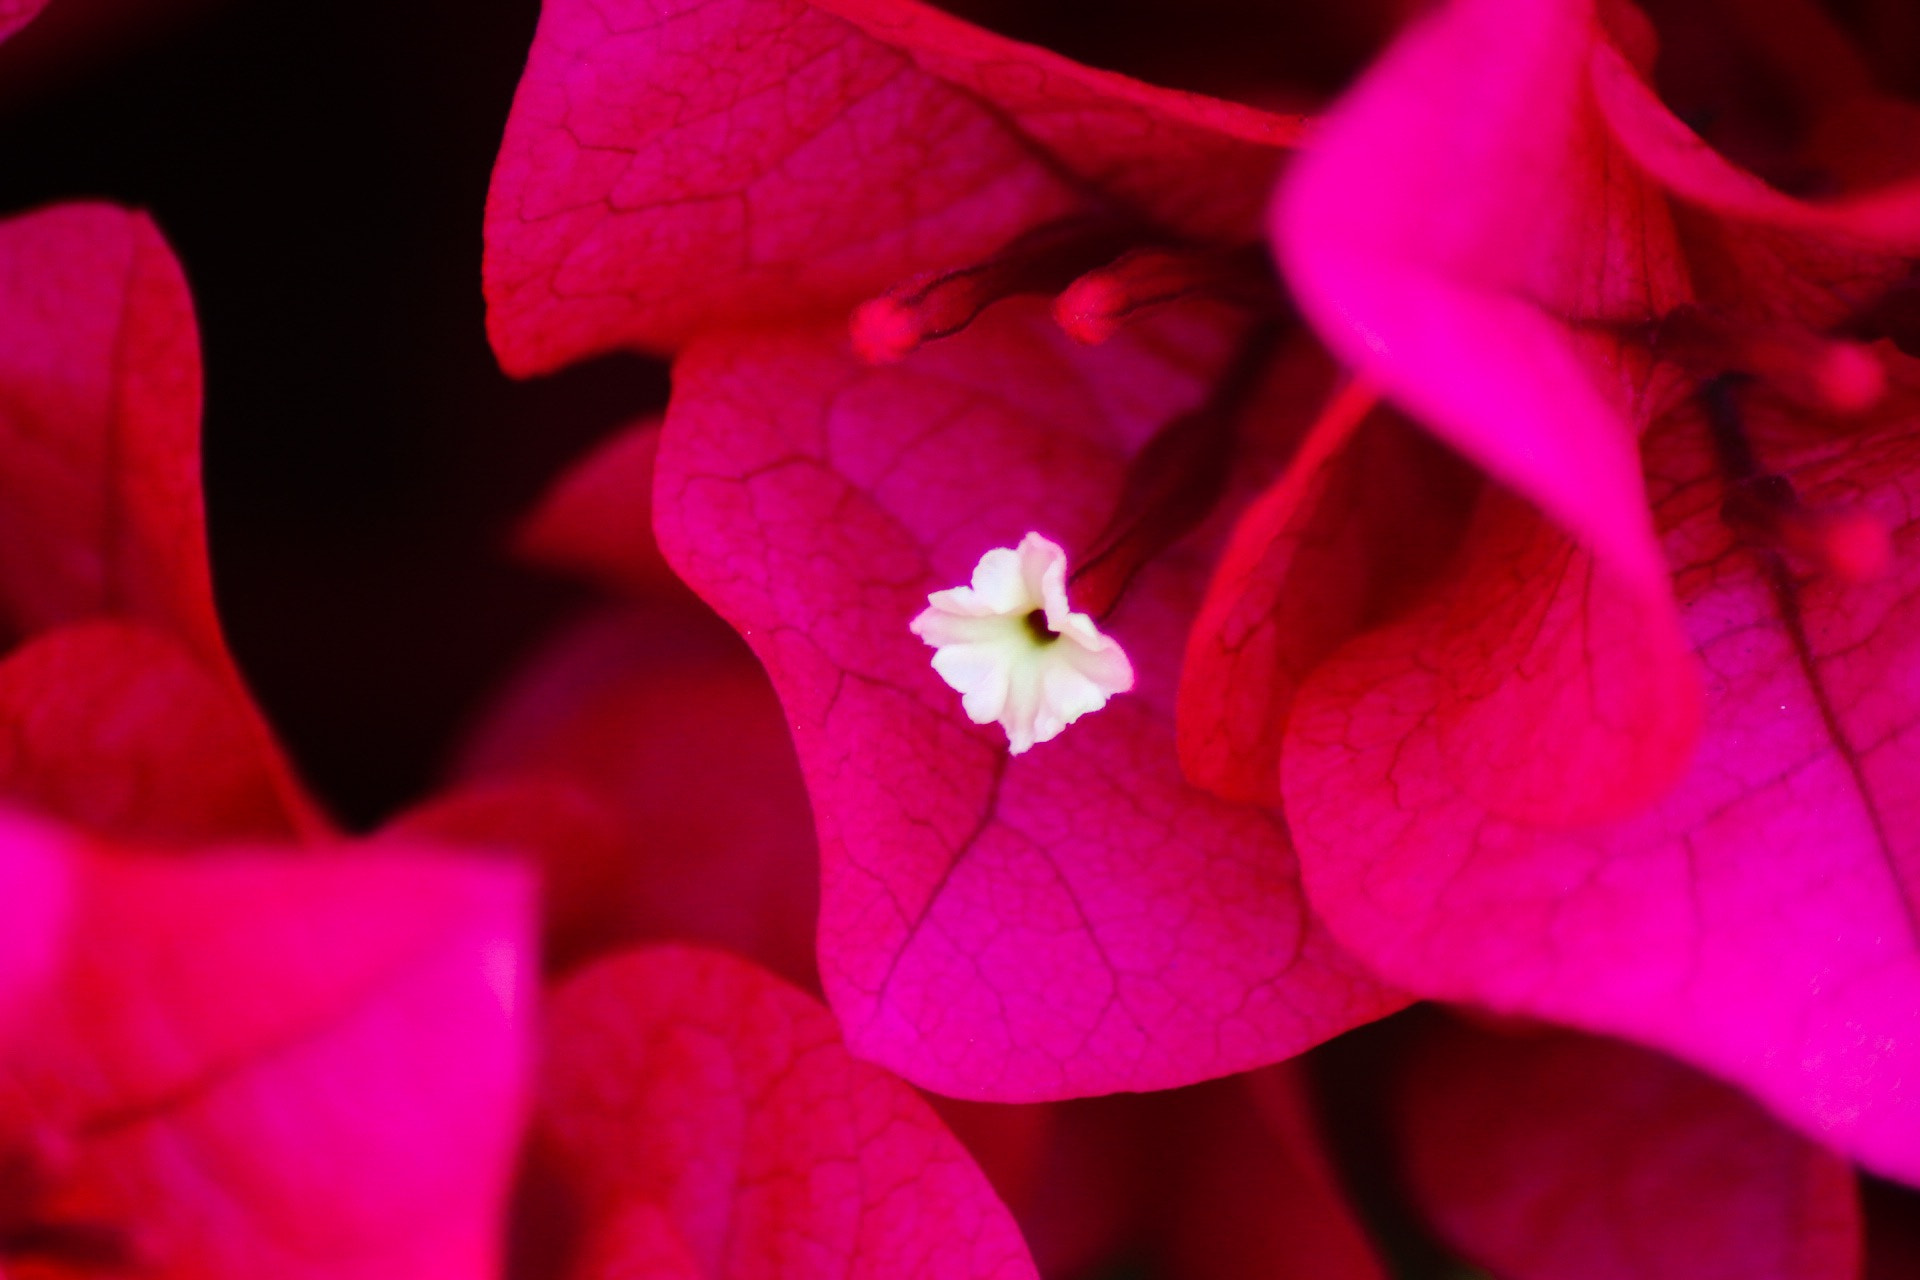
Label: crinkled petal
xmin=1283 ymin=366 xmax=1920 ymax=1182
xmin=483 ymin=0 xmax=1297 ymax=369
xmin=654 ymin=301 xmax=1402 ymax=1099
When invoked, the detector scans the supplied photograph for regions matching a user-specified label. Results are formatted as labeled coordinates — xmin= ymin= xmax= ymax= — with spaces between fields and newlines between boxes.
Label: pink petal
xmin=0 ymin=0 xmax=46 ymax=42
xmin=0 ymin=622 xmax=297 ymax=845
xmin=0 ymin=202 xmax=322 ymax=836
xmin=539 ymin=943 xmax=1038 ymax=1280
xmin=653 ymin=302 xmax=1401 ymax=1099
xmin=1272 ymin=0 xmax=1683 ymax=592
xmin=449 ymin=604 xmax=821 ymax=985
xmin=1398 ymin=1020 xmax=1861 ymax=1280
xmin=2 ymin=834 xmax=534 ymax=1279
xmin=1283 ymin=367 xmax=1920 ymax=1181
xmin=0 ymin=204 xmax=216 ymax=647
xmin=1179 ymin=361 xmax=1475 ymax=804
xmin=0 ymin=810 xmax=70 ymax=1036
xmin=483 ymin=0 xmax=1296 ymax=370
xmin=1589 ymin=40 xmax=1920 ymax=251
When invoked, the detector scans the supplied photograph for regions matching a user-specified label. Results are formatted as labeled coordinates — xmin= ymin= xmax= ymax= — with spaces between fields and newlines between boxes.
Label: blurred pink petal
xmin=0 ymin=622 xmax=295 ymax=844
xmin=1399 ymin=1020 xmax=1860 ymax=1280
xmin=0 ymin=818 xmax=533 ymax=1279
xmin=436 ymin=604 xmax=820 ymax=986
xmin=0 ymin=203 xmax=321 ymax=836
xmin=538 ymin=943 xmax=1037 ymax=1279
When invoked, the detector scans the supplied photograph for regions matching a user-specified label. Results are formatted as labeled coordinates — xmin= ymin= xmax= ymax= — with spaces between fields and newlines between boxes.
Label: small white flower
xmin=910 ymin=533 xmax=1134 ymax=753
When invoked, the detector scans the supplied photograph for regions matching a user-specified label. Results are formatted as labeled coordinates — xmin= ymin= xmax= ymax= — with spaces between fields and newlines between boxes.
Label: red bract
xmin=1271 ymin=0 xmax=1920 ymax=1180
xmin=0 ymin=810 xmax=532 ymax=1279
xmin=439 ymin=599 xmax=820 ymax=986
xmin=1397 ymin=1019 xmax=1861 ymax=1280
xmin=0 ymin=203 xmax=320 ymax=842
xmin=535 ymin=943 xmax=1038 ymax=1279
xmin=481 ymin=0 xmax=1300 ymax=372
xmin=0 ymin=202 xmax=539 ymax=1275
xmin=651 ymin=304 xmax=1400 ymax=1098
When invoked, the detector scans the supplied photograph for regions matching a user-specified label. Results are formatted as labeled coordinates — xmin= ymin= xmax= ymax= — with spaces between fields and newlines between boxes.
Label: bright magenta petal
xmin=0 ymin=202 xmax=322 ymax=836
xmin=540 ymin=943 xmax=1039 ymax=1280
xmin=1399 ymin=1021 xmax=1861 ymax=1280
xmin=483 ymin=0 xmax=1295 ymax=370
xmin=2 ymin=833 xmax=533 ymax=1279
xmin=653 ymin=303 xmax=1402 ymax=1099
xmin=1272 ymin=0 xmax=1683 ymax=592
xmin=0 ymin=811 xmax=70 ymax=1036
xmin=1283 ymin=369 xmax=1920 ymax=1181
xmin=0 ymin=0 xmax=47 ymax=43
xmin=0 ymin=622 xmax=297 ymax=845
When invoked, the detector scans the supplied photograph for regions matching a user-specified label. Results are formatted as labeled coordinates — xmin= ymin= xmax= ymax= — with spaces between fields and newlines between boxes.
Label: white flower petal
xmin=969 ymin=546 xmax=1035 ymax=613
xmin=913 ymin=533 xmax=1134 ymax=753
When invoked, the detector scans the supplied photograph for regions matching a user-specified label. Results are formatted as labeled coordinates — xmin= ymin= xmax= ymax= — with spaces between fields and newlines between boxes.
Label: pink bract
xmin=652 ymin=304 xmax=1401 ymax=1098
xmin=0 ymin=202 xmax=322 ymax=840
xmin=1284 ymin=370 xmax=1920 ymax=1181
xmin=537 ymin=943 xmax=1038 ymax=1279
xmin=0 ymin=202 xmax=539 ymax=1276
xmin=1272 ymin=0 xmax=1920 ymax=1182
xmin=1398 ymin=1019 xmax=1861 ymax=1280
xmin=0 ymin=811 xmax=534 ymax=1279
xmin=0 ymin=0 xmax=46 ymax=43
xmin=482 ymin=0 xmax=1300 ymax=371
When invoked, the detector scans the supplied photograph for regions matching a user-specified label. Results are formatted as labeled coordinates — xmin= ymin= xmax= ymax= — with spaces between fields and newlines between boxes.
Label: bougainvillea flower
xmin=650 ymin=303 xmax=1401 ymax=1098
xmin=0 ymin=806 xmax=532 ymax=1279
xmin=486 ymin=0 xmax=1443 ymax=1099
xmin=481 ymin=0 xmax=1304 ymax=374
xmin=1271 ymin=0 xmax=1920 ymax=1182
xmin=1396 ymin=1018 xmax=1861 ymax=1280
xmin=535 ymin=943 xmax=1037 ymax=1279
xmin=0 ymin=201 xmax=321 ymax=842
